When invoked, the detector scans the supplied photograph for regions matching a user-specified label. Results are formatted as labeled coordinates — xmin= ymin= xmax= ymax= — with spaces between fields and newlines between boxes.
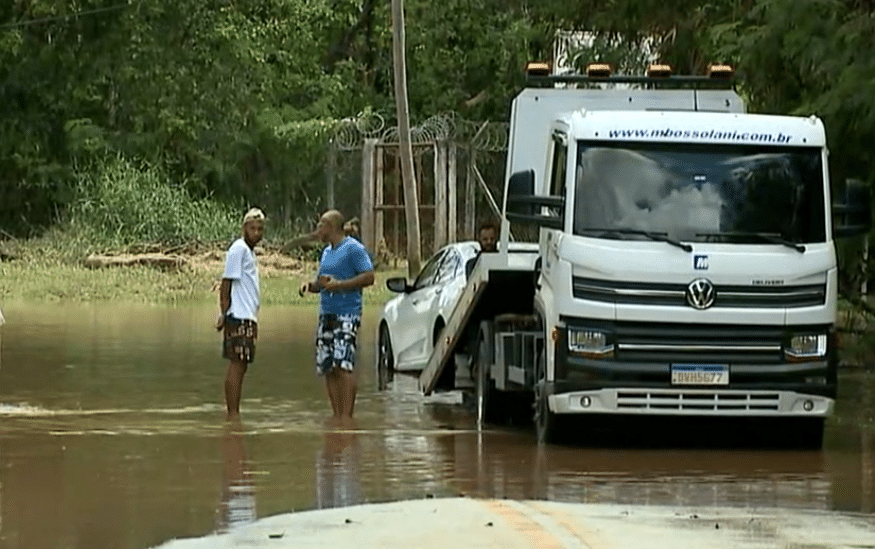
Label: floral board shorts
xmin=223 ymin=317 xmax=258 ymax=364
xmin=315 ymin=313 xmax=361 ymax=376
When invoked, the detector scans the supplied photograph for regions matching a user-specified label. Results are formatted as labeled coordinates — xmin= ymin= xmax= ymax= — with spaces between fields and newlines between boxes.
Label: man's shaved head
xmin=316 ymin=209 xmax=347 ymax=246
xmin=320 ymin=209 xmax=344 ymax=230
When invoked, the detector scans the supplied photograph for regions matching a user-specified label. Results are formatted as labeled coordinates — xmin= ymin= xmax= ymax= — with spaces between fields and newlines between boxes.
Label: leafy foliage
xmin=65 ymin=155 xmax=237 ymax=248
xmin=2 ymin=0 xmax=875 ymax=261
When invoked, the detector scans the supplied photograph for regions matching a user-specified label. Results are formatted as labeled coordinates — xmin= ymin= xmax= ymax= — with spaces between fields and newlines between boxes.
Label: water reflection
xmin=431 ymin=429 xmax=831 ymax=509
xmin=215 ymin=420 xmax=256 ymax=533
xmin=315 ymin=418 xmax=362 ymax=509
xmin=0 ymin=303 xmax=872 ymax=549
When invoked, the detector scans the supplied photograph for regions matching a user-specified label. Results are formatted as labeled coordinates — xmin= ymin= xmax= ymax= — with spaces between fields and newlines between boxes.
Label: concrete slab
xmin=152 ymin=497 xmax=875 ymax=549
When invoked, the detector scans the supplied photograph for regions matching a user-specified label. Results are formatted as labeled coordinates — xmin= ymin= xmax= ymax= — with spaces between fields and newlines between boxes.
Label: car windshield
xmin=573 ymin=142 xmax=826 ymax=244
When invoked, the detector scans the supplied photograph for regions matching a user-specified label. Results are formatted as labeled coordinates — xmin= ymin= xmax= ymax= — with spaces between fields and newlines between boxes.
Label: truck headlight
xmin=567 ymin=328 xmax=614 ymax=358
xmin=785 ymin=334 xmax=827 ymax=359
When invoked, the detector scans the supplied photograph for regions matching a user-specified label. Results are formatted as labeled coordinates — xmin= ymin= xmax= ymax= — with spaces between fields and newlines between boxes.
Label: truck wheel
xmin=534 ymin=353 xmax=559 ymax=444
xmin=475 ymin=326 xmax=494 ymax=428
xmin=377 ymin=323 xmax=395 ymax=391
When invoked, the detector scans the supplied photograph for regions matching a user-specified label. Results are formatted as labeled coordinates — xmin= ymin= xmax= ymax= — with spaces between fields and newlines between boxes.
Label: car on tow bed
xmin=377 ymin=241 xmax=480 ymax=386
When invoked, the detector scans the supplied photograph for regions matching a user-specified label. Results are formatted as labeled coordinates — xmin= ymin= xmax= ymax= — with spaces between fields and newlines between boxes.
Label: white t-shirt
xmin=223 ymin=238 xmax=260 ymax=321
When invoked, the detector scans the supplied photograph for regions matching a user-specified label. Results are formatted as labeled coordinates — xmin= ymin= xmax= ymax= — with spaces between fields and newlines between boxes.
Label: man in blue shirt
xmin=299 ymin=210 xmax=374 ymax=418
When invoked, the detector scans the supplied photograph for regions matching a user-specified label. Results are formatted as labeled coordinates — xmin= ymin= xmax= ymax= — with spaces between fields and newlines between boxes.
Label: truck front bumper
xmin=546 ymin=386 xmax=834 ymax=417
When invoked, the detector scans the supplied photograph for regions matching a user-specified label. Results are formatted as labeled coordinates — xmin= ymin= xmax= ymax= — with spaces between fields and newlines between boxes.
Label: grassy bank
xmin=0 ymin=157 xmax=405 ymax=306
xmin=0 ymin=240 xmax=403 ymax=306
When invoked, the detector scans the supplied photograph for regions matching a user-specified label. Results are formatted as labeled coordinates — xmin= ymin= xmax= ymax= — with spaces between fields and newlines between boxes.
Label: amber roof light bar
xmin=526 ymin=72 xmax=735 ymax=89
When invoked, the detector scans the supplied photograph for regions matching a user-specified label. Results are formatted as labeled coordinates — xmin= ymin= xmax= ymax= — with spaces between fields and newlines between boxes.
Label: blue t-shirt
xmin=318 ymin=237 xmax=373 ymax=315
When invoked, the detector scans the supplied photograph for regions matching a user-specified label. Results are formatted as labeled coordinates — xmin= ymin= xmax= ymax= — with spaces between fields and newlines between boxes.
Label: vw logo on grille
xmin=686 ymin=278 xmax=715 ymax=309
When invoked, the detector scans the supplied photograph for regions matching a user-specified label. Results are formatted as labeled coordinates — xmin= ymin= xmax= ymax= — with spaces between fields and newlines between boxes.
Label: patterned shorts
xmin=223 ymin=317 xmax=258 ymax=364
xmin=315 ymin=313 xmax=361 ymax=376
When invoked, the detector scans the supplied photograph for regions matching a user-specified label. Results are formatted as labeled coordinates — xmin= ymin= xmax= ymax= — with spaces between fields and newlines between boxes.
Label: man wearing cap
xmin=216 ymin=208 xmax=265 ymax=418
xmin=300 ymin=210 xmax=374 ymax=418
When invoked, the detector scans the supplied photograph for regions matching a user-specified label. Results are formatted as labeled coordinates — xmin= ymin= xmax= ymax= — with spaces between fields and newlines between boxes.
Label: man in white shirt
xmin=216 ymin=208 xmax=265 ymax=418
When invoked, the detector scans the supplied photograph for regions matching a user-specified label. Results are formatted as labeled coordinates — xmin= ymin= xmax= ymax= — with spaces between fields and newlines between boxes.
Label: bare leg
xmin=325 ymin=369 xmax=342 ymax=417
xmin=337 ymin=369 xmax=358 ymax=418
xmin=225 ymin=360 xmax=247 ymax=418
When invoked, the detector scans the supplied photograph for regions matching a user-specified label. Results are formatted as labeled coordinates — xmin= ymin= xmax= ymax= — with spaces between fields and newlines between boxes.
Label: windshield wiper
xmin=696 ymin=232 xmax=806 ymax=253
xmin=579 ymin=228 xmax=693 ymax=252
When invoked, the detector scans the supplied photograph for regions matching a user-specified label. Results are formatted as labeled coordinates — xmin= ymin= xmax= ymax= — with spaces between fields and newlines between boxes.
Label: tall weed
xmin=66 ymin=156 xmax=238 ymax=250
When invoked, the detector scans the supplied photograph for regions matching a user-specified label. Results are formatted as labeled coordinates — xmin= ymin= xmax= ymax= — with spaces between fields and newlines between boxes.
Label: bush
xmin=66 ymin=156 xmax=239 ymax=249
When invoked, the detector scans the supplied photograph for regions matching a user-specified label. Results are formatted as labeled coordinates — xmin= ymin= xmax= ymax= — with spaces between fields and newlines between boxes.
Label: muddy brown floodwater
xmin=0 ymin=303 xmax=873 ymax=549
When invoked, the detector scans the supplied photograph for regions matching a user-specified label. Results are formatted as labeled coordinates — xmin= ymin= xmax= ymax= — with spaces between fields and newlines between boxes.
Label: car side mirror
xmin=833 ymin=178 xmax=872 ymax=238
xmin=386 ymin=277 xmax=409 ymax=293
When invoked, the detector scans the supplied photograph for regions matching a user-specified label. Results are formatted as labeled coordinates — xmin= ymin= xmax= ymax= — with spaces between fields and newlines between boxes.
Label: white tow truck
xmin=416 ymin=63 xmax=871 ymax=447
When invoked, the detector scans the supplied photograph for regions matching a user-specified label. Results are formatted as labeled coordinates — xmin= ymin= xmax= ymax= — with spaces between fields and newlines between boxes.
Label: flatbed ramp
xmin=419 ymin=246 xmax=539 ymax=395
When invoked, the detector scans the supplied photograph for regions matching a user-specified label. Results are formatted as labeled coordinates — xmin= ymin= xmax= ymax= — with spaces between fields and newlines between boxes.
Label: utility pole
xmin=391 ymin=0 xmax=422 ymax=277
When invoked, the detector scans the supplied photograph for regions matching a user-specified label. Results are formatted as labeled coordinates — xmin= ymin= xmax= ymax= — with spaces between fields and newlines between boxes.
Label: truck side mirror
xmin=507 ymin=170 xmax=535 ymax=217
xmin=506 ymin=170 xmax=564 ymax=230
xmin=833 ymin=178 xmax=872 ymax=238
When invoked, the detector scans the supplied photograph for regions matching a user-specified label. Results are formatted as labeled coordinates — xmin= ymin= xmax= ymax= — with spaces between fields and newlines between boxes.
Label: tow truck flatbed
xmin=419 ymin=244 xmax=539 ymax=395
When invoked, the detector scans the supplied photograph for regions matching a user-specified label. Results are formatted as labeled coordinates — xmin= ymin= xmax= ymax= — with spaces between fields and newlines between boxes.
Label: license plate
xmin=671 ymin=364 xmax=729 ymax=385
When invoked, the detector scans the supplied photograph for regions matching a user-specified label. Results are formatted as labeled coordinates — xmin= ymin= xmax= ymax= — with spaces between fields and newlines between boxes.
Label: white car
xmin=377 ymin=241 xmax=480 ymax=384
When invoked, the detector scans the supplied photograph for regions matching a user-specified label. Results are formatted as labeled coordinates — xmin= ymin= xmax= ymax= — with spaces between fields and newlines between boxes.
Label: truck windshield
xmin=573 ymin=142 xmax=826 ymax=244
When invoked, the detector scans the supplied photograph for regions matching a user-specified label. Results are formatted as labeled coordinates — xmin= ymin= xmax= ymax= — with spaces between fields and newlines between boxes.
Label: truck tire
xmin=377 ymin=323 xmax=395 ymax=391
xmin=534 ymin=352 xmax=559 ymax=444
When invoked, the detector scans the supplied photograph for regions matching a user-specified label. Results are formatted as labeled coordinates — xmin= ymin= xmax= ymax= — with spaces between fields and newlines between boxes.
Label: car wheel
xmin=377 ymin=323 xmax=395 ymax=391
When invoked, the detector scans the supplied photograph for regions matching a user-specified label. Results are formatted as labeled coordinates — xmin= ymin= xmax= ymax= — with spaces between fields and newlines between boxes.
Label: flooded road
xmin=0 ymin=303 xmax=873 ymax=549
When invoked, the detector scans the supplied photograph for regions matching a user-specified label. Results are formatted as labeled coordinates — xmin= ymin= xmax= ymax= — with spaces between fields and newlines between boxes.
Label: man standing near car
xmin=299 ymin=210 xmax=374 ymax=418
xmin=217 ymin=208 xmax=265 ymax=419
xmin=465 ymin=220 xmax=499 ymax=278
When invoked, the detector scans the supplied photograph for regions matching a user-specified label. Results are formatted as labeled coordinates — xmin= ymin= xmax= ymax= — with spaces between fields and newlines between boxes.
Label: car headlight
xmin=785 ymin=334 xmax=827 ymax=359
xmin=567 ymin=328 xmax=614 ymax=358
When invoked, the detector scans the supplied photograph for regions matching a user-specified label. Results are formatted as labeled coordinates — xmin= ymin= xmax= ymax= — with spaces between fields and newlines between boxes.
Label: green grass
xmin=0 ymin=154 xmax=412 ymax=306
xmin=0 ymin=249 xmax=403 ymax=306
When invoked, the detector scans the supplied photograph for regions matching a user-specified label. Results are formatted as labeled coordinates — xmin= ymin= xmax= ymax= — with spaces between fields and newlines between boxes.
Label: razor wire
xmin=333 ymin=111 xmax=507 ymax=152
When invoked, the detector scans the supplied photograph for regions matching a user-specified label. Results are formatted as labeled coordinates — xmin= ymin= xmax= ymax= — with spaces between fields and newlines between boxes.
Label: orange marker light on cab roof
xmin=707 ymin=64 xmax=735 ymax=78
xmin=585 ymin=63 xmax=613 ymax=77
xmin=525 ymin=62 xmax=551 ymax=77
xmin=646 ymin=63 xmax=673 ymax=77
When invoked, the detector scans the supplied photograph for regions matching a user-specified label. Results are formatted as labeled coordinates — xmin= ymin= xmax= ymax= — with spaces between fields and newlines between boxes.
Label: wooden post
xmin=465 ymin=148 xmax=476 ymax=238
xmin=327 ymin=142 xmax=337 ymax=209
xmin=434 ymin=140 xmax=447 ymax=251
xmin=391 ymin=0 xmax=422 ymax=277
xmin=361 ymin=138 xmax=377 ymax=253
xmin=862 ymin=237 xmax=869 ymax=296
xmin=448 ymin=141 xmax=457 ymax=242
xmin=415 ymin=150 xmax=427 ymax=252
xmin=393 ymin=151 xmax=400 ymax=260
xmin=375 ymin=145 xmax=385 ymax=257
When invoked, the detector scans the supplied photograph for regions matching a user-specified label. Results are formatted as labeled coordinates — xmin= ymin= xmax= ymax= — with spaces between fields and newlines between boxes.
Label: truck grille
xmin=616 ymin=389 xmax=780 ymax=412
xmin=614 ymin=322 xmax=784 ymax=364
xmin=572 ymin=277 xmax=825 ymax=309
